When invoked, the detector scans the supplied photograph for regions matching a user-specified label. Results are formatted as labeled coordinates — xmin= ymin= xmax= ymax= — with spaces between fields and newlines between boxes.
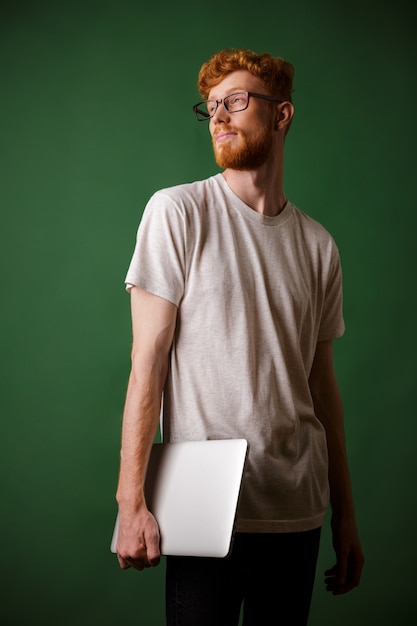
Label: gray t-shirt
xmin=126 ymin=173 xmax=345 ymax=533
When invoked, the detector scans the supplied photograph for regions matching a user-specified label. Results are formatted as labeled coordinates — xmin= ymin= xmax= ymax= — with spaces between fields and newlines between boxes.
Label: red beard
xmin=212 ymin=124 xmax=273 ymax=170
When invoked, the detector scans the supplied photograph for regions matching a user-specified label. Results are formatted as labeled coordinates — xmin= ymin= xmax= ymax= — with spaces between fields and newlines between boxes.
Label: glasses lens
xmin=224 ymin=92 xmax=248 ymax=112
xmin=194 ymin=101 xmax=215 ymax=121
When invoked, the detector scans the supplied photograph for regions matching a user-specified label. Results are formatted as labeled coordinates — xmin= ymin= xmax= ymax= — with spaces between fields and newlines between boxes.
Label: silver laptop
xmin=110 ymin=438 xmax=248 ymax=558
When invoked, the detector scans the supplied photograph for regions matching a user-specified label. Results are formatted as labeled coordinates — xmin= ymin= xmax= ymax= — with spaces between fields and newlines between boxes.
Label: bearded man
xmin=114 ymin=48 xmax=364 ymax=626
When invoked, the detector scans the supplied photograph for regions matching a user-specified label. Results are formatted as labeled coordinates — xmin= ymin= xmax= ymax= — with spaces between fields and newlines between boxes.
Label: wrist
xmin=116 ymin=485 xmax=146 ymax=510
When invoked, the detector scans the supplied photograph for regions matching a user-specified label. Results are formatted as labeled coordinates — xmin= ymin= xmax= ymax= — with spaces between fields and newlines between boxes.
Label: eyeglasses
xmin=193 ymin=91 xmax=284 ymax=121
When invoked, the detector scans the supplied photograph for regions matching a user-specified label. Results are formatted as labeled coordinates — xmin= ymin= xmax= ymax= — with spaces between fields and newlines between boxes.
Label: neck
xmin=222 ymin=153 xmax=287 ymax=217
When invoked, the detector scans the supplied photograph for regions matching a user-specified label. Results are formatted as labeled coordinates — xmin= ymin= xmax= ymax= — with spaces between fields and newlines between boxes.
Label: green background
xmin=1 ymin=0 xmax=415 ymax=624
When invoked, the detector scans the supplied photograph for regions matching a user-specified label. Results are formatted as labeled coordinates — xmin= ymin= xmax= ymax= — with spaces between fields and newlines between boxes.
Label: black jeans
xmin=166 ymin=527 xmax=321 ymax=626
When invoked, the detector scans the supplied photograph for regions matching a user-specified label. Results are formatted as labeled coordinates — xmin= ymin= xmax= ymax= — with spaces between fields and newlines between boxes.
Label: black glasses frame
xmin=193 ymin=91 xmax=284 ymax=121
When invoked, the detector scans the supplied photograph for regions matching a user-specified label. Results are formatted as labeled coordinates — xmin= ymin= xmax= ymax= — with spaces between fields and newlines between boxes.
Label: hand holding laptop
xmin=115 ymin=504 xmax=161 ymax=570
xmin=111 ymin=439 xmax=248 ymax=561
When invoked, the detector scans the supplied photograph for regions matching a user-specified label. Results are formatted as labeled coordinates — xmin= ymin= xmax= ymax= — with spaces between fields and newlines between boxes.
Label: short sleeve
xmin=317 ymin=240 xmax=345 ymax=341
xmin=125 ymin=191 xmax=186 ymax=306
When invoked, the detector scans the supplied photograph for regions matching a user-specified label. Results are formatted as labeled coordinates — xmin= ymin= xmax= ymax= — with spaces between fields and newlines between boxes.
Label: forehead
xmin=208 ymin=70 xmax=265 ymax=99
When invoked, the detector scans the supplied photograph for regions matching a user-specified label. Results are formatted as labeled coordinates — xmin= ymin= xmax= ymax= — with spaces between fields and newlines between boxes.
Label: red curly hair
xmin=197 ymin=48 xmax=294 ymax=102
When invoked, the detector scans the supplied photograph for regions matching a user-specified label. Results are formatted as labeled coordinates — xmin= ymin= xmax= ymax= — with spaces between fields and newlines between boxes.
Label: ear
xmin=276 ymin=101 xmax=294 ymax=132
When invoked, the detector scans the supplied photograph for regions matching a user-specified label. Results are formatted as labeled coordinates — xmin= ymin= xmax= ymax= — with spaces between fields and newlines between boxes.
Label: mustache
xmin=213 ymin=125 xmax=239 ymax=137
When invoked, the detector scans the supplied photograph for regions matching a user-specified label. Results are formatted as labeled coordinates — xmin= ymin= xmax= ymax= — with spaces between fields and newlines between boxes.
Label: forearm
xmin=116 ymin=288 xmax=176 ymax=513
xmin=311 ymin=374 xmax=356 ymax=519
xmin=309 ymin=340 xmax=364 ymax=592
xmin=309 ymin=340 xmax=357 ymax=520
xmin=116 ymin=352 xmax=167 ymax=512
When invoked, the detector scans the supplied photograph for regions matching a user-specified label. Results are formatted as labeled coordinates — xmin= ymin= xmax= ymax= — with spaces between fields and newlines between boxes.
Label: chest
xmin=183 ymin=215 xmax=322 ymax=328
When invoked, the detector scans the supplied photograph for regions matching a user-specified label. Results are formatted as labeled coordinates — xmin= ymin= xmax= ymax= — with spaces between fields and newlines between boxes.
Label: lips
xmin=215 ymin=130 xmax=238 ymax=143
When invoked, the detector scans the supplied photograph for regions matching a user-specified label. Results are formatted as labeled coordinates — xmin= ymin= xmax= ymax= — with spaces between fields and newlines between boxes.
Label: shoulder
xmin=141 ymin=175 xmax=224 ymax=232
xmin=289 ymin=203 xmax=339 ymax=251
xmin=151 ymin=175 xmax=221 ymax=208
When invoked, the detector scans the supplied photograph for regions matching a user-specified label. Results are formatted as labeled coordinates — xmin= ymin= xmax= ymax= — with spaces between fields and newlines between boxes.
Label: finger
xmin=334 ymin=562 xmax=362 ymax=595
xmin=324 ymin=569 xmax=358 ymax=595
xmin=336 ymin=555 xmax=348 ymax=586
xmin=329 ymin=580 xmax=356 ymax=595
xmin=117 ymin=542 xmax=147 ymax=570
xmin=146 ymin=546 xmax=161 ymax=567
xmin=117 ymin=545 xmax=159 ymax=571
xmin=117 ymin=554 xmax=131 ymax=570
xmin=324 ymin=564 xmax=343 ymax=594
xmin=143 ymin=527 xmax=161 ymax=566
xmin=128 ymin=560 xmax=146 ymax=571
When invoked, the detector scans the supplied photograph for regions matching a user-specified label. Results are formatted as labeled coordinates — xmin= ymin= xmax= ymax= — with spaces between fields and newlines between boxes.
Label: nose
xmin=211 ymin=98 xmax=230 ymax=124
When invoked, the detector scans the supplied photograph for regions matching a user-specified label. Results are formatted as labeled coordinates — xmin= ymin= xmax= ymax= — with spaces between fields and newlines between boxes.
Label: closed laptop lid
xmin=111 ymin=438 xmax=248 ymax=558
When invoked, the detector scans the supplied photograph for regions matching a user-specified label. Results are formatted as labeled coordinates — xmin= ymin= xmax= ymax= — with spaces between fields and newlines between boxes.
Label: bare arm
xmin=309 ymin=340 xmax=364 ymax=594
xmin=115 ymin=286 xmax=177 ymax=571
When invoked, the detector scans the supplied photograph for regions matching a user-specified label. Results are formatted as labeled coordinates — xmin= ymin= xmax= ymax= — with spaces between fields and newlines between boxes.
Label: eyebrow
xmin=207 ymin=87 xmax=248 ymax=100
